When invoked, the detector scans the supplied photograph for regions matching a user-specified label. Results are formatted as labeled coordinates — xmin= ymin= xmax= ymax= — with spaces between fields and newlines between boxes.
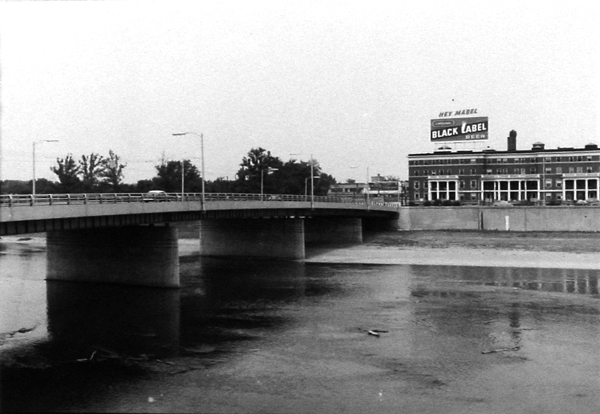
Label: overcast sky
xmin=1 ymin=1 xmax=598 ymax=184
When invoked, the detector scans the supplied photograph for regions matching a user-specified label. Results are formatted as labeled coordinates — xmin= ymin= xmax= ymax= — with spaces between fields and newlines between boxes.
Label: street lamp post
xmin=32 ymin=139 xmax=58 ymax=195
xmin=289 ymin=152 xmax=317 ymax=208
xmin=181 ymin=159 xmax=185 ymax=200
xmin=365 ymin=166 xmax=370 ymax=209
xmin=310 ymin=154 xmax=315 ymax=209
xmin=173 ymin=132 xmax=205 ymax=211
xmin=304 ymin=175 xmax=320 ymax=197
xmin=261 ymin=167 xmax=278 ymax=199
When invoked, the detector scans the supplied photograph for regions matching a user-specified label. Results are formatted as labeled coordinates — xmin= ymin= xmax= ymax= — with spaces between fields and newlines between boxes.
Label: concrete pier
xmin=199 ymin=218 xmax=305 ymax=259
xmin=46 ymin=225 xmax=180 ymax=287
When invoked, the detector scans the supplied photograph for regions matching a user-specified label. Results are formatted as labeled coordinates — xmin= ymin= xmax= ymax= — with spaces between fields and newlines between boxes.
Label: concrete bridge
xmin=1 ymin=193 xmax=399 ymax=287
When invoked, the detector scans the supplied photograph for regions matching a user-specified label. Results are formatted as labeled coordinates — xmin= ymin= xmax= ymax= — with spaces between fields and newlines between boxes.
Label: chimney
xmin=507 ymin=130 xmax=517 ymax=151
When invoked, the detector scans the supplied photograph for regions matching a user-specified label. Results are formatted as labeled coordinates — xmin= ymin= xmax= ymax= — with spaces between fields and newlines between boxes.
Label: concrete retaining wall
xmin=398 ymin=206 xmax=600 ymax=232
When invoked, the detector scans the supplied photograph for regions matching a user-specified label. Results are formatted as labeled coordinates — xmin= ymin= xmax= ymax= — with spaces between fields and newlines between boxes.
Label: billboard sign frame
xmin=430 ymin=116 xmax=488 ymax=142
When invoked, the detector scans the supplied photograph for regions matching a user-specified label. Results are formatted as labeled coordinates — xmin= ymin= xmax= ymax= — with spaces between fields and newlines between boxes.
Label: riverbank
xmin=306 ymin=231 xmax=600 ymax=269
xmin=3 ymin=231 xmax=600 ymax=269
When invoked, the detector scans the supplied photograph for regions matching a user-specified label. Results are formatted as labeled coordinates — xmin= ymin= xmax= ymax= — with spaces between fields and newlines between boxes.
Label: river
xmin=1 ymin=235 xmax=599 ymax=413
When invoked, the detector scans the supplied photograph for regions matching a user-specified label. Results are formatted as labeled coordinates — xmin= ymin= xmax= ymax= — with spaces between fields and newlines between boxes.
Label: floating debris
xmin=482 ymin=346 xmax=520 ymax=354
xmin=367 ymin=330 xmax=380 ymax=337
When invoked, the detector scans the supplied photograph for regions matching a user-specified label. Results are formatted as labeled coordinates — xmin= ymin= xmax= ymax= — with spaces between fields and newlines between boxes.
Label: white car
xmin=143 ymin=190 xmax=170 ymax=202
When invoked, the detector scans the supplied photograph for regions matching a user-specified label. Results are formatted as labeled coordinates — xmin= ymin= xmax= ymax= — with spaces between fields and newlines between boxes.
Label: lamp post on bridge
xmin=172 ymin=132 xmax=205 ymax=211
xmin=261 ymin=167 xmax=278 ymax=200
xmin=32 ymin=139 xmax=58 ymax=195
xmin=290 ymin=153 xmax=317 ymax=209
xmin=304 ymin=175 xmax=319 ymax=197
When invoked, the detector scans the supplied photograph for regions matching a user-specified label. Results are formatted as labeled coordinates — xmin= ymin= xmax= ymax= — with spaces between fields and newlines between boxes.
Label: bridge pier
xmin=304 ymin=217 xmax=363 ymax=245
xmin=46 ymin=226 xmax=180 ymax=287
xmin=199 ymin=218 xmax=305 ymax=259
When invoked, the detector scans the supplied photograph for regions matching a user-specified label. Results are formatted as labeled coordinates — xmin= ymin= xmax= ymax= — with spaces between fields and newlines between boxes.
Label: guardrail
xmin=0 ymin=193 xmax=395 ymax=208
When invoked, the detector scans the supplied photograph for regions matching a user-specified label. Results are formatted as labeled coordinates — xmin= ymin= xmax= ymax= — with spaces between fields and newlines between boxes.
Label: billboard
xmin=430 ymin=116 xmax=488 ymax=142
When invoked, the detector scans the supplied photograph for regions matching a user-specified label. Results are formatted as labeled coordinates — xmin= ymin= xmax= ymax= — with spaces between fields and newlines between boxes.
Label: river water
xmin=1 ymin=237 xmax=599 ymax=413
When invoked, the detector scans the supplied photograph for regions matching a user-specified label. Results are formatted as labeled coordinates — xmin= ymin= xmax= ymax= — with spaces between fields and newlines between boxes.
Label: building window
xmin=556 ymin=180 xmax=562 ymax=188
xmin=529 ymin=167 xmax=537 ymax=174
xmin=577 ymin=167 xmax=583 ymax=173
xmin=569 ymin=167 xmax=575 ymax=173
xmin=586 ymin=166 xmax=593 ymax=173
xmin=545 ymin=179 xmax=552 ymax=188
xmin=545 ymin=167 xmax=551 ymax=174
xmin=470 ymin=168 xmax=477 ymax=174
xmin=470 ymin=180 xmax=477 ymax=189
xmin=414 ymin=181 xmax=420 ymax=189
xmin=556 ymin=167 xmax=562 ymax=174
xmin=460 ymin=180 xmax=465 ymax=189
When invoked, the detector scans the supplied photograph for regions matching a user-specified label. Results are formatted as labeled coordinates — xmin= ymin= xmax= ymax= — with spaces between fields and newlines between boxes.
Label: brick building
xmin=408 ymin=132 xmax=600 ymax=205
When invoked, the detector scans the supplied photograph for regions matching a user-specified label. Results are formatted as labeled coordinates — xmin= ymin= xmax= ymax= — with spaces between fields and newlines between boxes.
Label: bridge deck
xmin=0 ymin=193 xmax=399 ymax=236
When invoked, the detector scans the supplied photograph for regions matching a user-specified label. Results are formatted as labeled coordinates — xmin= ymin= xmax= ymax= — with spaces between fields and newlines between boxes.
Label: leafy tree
xmin=136 ymin=179 xmax=155 ymax=193
xmin=235 ymin=147 xmax=284 ymax=193
xmin=79 ymin=153 xmax=104 ymax=191
xmin=271 ymin=159 xmax=314 ymax=195
xmin=315 ymin=172 xmax=336 ymax=196
xmin=233 ymin=148 xmax=335 ymax=196
xmin=100 ymin=150 xmax=127 ymax=191
xmin=51 ymin=154 xmax=81 ymax=192
xmin=152 ymin=159 xmax=202 ymax=192
xmin=206 ymin=177 xmax=232 ymax=193
xmin=1 ymin=180 xmax=32 ymax=194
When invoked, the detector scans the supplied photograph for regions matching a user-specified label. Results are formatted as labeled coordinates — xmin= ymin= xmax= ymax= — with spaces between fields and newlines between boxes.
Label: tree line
xmin=0 ymin=147 xmax=336 ymax=196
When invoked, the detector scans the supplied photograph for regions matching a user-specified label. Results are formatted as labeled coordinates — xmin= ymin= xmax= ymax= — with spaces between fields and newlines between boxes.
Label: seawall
xmin=398 ymin=206 xmax=600 ymax=232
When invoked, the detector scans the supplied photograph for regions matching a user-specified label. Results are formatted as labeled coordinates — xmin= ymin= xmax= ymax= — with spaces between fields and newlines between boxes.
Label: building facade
xmin=328 ymin=176 xmax=409 ymax=204
xmin=408 ymin=139 xmax=600 ymax=205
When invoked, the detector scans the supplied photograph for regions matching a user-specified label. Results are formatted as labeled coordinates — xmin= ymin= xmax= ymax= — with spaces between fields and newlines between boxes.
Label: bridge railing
xmin=0 ymin=192 xmax=394 ymax=208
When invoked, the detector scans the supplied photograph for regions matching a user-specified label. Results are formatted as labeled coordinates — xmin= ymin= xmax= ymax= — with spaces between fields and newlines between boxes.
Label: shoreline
xmin=3 ymin=232 xmax=599 ymax=270
xmin=305 ymin=245 xmax=600 ymax=270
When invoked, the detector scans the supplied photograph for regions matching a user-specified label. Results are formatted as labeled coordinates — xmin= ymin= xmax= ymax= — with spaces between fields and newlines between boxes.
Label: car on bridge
xmin=143 ymin=190 xmax=174 ymax=202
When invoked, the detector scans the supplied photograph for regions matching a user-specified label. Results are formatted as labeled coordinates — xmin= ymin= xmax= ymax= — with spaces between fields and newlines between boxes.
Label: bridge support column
xmin=47 ymin=226 xmax=179 ymax=287
xmin=200 ymin=218 xmax=305 ymax=259
xmin=304 ymin=217 xmax=363 ymax=245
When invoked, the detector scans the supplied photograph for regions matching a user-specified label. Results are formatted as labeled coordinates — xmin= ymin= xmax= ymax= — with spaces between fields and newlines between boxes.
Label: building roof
xmin=408 ymin=145 xmax=599 ymax=157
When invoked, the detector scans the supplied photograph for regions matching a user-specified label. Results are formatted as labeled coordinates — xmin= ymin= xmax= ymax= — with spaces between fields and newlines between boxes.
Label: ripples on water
xmin=1 ymin=240 xmax=599 ymax=412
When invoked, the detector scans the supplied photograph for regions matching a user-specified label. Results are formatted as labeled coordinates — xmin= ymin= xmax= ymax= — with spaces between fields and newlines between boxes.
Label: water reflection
xmin=179 ymin=258 xmax=307 ymax=351
xmin=409 ymin=265 xmax=600 ymax=296
xmin=46 ymin=281 xmax=180 ymax=359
